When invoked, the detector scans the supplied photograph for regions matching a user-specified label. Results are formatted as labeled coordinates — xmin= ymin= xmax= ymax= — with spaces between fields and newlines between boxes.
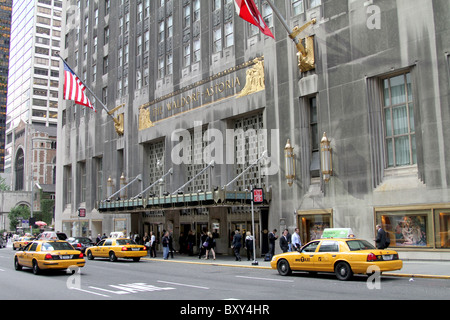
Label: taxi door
xmin=92 ymin=240 xmax=105 ymax=257
xmin=22 ymin=242 xmax=39 ymax=268
xmin=293 ymin=241 xmax=320 ymax=271
xmin=313 ymin=240 xmax=340 ymax=272
xmin=100 ymin=239 xmax=114 ymax=257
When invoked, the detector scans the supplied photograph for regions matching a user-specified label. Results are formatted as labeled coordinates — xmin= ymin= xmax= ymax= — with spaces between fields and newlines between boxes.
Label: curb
xmin=143 ymin=257 xmax=450 ymax=279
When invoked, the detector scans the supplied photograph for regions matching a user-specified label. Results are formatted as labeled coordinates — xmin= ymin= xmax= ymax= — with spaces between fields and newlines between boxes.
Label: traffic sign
xmin=252 ymin=188 xmax=264 ymax=204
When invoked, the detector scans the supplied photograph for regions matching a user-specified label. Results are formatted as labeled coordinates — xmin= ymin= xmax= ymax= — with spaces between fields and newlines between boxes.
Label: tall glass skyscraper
xmin=5 ymin=0 xmax=61 ymax=191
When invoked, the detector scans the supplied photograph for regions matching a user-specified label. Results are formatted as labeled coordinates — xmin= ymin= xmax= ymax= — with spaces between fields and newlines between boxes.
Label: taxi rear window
xmin=41 ymin=242 xmax=75 ymax=251
xmin=116 ymin=239 xmax=137 ymax=245
xmin=346 ymin=240 xmax=375 ymax=251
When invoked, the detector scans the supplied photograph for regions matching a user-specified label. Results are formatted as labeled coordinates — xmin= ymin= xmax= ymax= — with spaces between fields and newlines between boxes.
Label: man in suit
xmin=375 ymin=224 xmax=388 ymax=249
xmin=279 ymin=229 xmax=289 ymax=253
xmin=232 ymin=230 xmax=242 ymax=261
xmin=268 ymin=229 xmax=278 ymax=258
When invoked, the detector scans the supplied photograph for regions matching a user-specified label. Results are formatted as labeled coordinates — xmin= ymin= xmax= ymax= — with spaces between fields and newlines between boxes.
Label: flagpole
xmin=264 ymin=0 xmax=315 ymax=57
xmin=59 ymin=55 xmax=120 ymax=126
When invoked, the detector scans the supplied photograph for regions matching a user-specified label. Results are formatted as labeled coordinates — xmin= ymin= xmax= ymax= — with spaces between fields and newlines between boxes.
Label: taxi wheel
xmin=109 ymin=251 xmax=118 ymax=262
xmin=32 ymin=260 xmax=41 ymax=275
xmin=335 ymin=262 xmax=353 ymax=281
xmin=14 ymin=257 xmax=22 ymax=271
xmin=277 ymin=259 xmax=292 ymax=276
xmin=87 ymin=250 xmax=94 ymax=260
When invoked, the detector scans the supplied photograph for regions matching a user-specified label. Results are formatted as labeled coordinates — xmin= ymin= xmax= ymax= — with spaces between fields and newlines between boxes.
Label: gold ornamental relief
xmin=139 ymin=105 xmax=154 ymax=131
xmin=114 ymin=113 xmax=124 ymax=136
xmin=238 ymin=58 xmax=265 ymax=97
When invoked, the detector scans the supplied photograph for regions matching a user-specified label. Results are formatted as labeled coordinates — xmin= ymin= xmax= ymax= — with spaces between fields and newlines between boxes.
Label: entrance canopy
xmin=97 ymin=188 xmax=272 ymax=213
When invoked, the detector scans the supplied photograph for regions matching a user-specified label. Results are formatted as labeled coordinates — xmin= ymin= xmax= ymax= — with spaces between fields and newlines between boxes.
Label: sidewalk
xmin=143 ymin=253 xmax=450 ymax=280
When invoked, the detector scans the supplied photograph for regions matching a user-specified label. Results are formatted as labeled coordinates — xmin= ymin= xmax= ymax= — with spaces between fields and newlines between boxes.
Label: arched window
xmin=15 ymin=148 xmax=25 ymax=191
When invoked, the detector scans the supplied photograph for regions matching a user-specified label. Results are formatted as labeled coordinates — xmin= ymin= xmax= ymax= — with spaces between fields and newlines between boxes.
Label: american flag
xmin=62 ymin=59 xmax=95 ymax=111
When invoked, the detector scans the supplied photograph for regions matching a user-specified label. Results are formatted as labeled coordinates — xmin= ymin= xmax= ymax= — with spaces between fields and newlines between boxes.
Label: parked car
xmin=86 ymin=238 xmax=147 ymax=262
xmin=67 ymin=237 xmax=95 ymax=253
xmin=271 ymin=237 xmax=403 ymax=281
xmin=36 ymin=232 xmax=68 ymax=241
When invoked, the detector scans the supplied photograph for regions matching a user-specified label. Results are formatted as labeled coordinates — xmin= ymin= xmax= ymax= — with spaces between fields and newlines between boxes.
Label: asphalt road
xmin=0 ymin=248 xmax=449 ymax=303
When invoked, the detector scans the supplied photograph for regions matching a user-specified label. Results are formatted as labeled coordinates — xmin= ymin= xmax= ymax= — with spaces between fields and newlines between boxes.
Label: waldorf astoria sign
xmin=138 ymin=57 xmax=265 ymax=131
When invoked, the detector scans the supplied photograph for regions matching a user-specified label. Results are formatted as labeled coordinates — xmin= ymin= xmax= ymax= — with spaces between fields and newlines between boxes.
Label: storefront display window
xmin=376 ymin=206 xmax=450 ymax=249
xmin=298 ymin=210 xmax=332 ymax=243
xmin=378 ymin=212 xmax=429 ymax=247
xmin=435 ymin=210 xmax=450 ymax=248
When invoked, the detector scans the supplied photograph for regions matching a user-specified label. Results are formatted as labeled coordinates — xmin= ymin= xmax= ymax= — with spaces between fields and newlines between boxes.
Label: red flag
xmin=63 ymin=60 xmax=95 ymax=111
xmin=234 ymin=0 xmax=274 ymax=39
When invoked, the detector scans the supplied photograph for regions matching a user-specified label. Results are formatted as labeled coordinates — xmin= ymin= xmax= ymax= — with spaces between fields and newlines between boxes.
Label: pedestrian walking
xmin=198 ymin=229 xmax=207 ymax=259
xmin=245 ymin=231 xmax=254 ymax=261
xmin=375 ymin=224 xmax=390 ymax=249
xmin=143 ymin=233 xmax=150 ymax=255
xmin=168 ymin=230 xmax=174 ymax=258
xmin=162 ymin=231 xmax=170 ymax=259
xmin=280 ymin=229 xmax=289 ymax=253
xmin=291 ymin=228 xmax=302 ymax=251
xmin=150 ymin=231 xmax=157 ymax=257
xmin=204 ymin=231 xmax=216 ymax=260
xmin=232 ymin=230 xmax=242 ymax=261
xmin=268 ymin=229 xmax=278 ymax=259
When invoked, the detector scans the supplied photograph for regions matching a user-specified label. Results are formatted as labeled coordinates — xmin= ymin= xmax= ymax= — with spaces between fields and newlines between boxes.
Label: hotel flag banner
xmin=234 ymin=0 xmax=274 ymax=39
xmin=62 ymin=59 xmax=96 ymax=112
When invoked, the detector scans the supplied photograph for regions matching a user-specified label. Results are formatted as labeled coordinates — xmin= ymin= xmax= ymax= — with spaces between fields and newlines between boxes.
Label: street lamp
xmin=284 ymin=139 xmax=296 ymax=187
xmin=320 ymin=132 xmax=332 ymax=182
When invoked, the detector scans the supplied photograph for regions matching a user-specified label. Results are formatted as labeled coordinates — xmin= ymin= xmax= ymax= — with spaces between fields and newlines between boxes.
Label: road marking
xmin=89 ymin=283 xmax=175 ymax=295
xmin=70 ymin=287 xmax=110 ymax=298
xmin=157 ymin=280 xmax=210 ymax=290
xmin=236 ymin=275 xmax=294 ymax=283
xmin=0 ymin=268 xmax=5 ymax=272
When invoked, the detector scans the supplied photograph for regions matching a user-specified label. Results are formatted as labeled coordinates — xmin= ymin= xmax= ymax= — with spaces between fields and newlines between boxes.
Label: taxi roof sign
xmin=321 ymin=228 xmax=354 ymax=239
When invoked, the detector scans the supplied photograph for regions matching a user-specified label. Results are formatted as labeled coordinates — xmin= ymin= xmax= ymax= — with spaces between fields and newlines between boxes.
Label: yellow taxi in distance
xmin=86 ymin=238 xmax=147 ymax=262
xmin=13 ymin=237 xmax=33 ymax=251
xmin=14 ymin=240 xmax=85 ymax=275
xmin=271 ymin=238 xmax=403 ymax=281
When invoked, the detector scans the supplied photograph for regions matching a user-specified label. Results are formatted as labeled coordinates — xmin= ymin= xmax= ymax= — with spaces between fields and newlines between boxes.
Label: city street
xmin=0 ymin=247 xmax=448 ymax=302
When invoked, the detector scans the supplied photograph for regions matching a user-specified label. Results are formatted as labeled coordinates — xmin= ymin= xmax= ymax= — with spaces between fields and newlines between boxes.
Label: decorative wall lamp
xmin=320 ymin=132 xmax=333 ymax=182
xmin=284 ymin=139 xmax=296 ymax=187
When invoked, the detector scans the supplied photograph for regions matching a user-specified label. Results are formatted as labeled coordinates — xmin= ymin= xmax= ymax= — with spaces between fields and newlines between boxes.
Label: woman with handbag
xmin=204 ymin=231 xmax=216 ymax=260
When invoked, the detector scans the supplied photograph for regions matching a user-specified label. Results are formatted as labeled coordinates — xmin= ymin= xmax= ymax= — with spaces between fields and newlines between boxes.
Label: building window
xmin=382 ymin=72 xmax=416 ymax=167
xmin=292 ymin=0 xmax=304 ymax=15
xmin=213 ymin=28 xmax=222 ymax=53
xmin=310 ymin=0 xmax=321 ymax=8
xmin=14 ymin=148 xmax=25 ymax=191
xmin=103 ymin=56 xmax=108 ymax=74
xmin=309 ymin=97 xmax=320 ymax=178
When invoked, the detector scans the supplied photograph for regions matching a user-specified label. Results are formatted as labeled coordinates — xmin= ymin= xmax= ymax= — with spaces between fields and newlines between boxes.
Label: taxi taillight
xmin=367 ymin=253 xmax=378 ymax=261
xmin=121 ymin=247 xmax=128 ymax=251
xmin=45 ymin=254 xmax=53 ymax=260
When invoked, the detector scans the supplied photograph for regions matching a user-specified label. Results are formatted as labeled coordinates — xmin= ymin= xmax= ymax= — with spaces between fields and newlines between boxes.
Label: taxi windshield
xmin=346 ymin=240 xmax=376 ymax=251
xmin=116 ymin=239 xmax=136 ymax=245
xmin=41 ymin=242 xmax=75 ymax=251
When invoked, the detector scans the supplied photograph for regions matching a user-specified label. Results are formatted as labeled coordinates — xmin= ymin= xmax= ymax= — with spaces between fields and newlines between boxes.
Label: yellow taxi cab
xmin=86 ymin=238 xmax=147 ymax=262
xmin=13 ymin=236 xmax=34 ymax=251
xmin=14 ymin=240 xmax=85 ymax=275
xmin=271 ymin=229 xmax=403 ymax=281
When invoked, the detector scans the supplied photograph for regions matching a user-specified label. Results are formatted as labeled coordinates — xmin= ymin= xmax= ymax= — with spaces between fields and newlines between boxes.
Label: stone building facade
xmin=56 ymin=0 xmax=450 ymax=260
